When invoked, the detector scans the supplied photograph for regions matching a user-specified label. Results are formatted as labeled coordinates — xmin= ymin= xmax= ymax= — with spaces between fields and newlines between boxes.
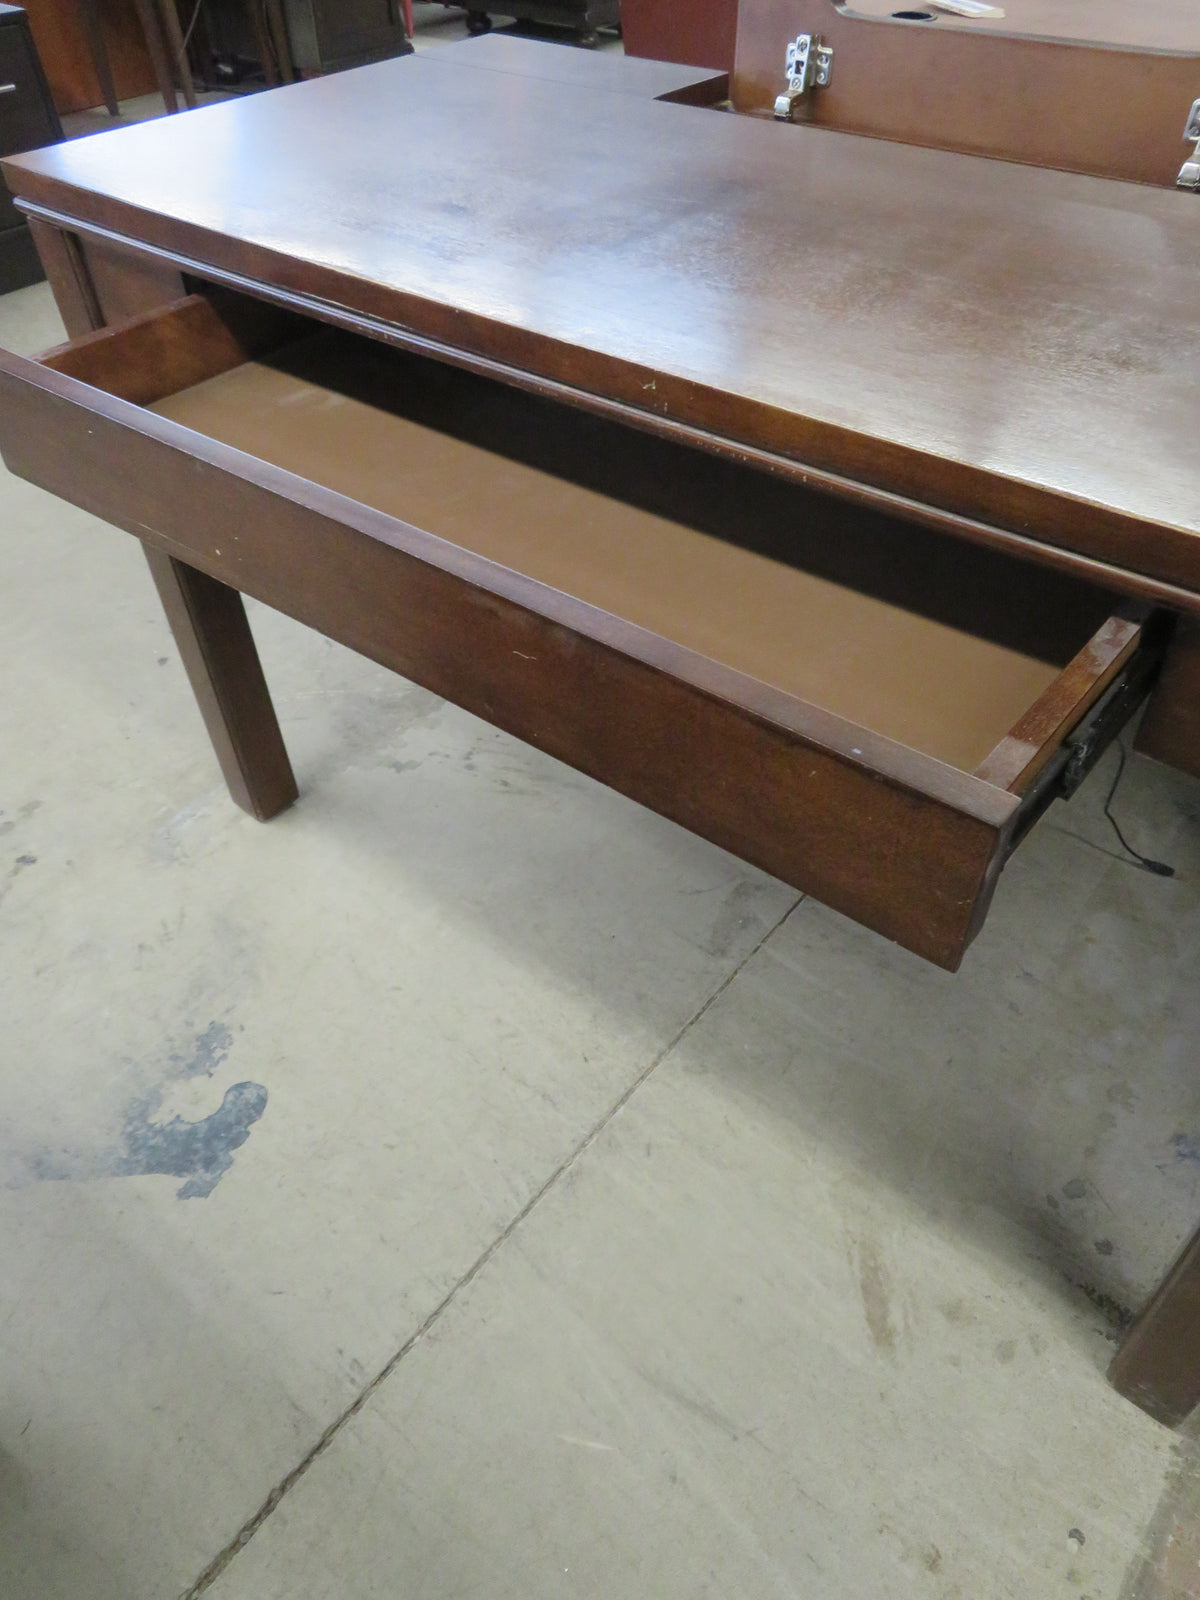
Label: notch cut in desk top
xmin=4 ymin=47 xmax=1199 ymax=591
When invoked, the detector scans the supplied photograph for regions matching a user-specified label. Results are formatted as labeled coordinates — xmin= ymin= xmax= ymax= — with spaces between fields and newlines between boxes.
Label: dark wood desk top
xmin=4 ymin=47 xmax=1198 ymax=590
xmin=427 ymin=34 xmax=729 ymax=102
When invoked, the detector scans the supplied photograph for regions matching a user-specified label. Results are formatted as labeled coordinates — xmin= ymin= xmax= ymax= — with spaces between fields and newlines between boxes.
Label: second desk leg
xmin=144 ymin=547 xmax=298 ymax=821
xmin=1109 ymin=1227 xmax=1200 ymax=1427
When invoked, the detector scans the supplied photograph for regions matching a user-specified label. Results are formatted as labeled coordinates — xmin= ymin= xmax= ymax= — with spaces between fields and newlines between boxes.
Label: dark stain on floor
xmin=12 ymin=1021 xmax=267 ymax=1200
xmin=115 ymin=1080 xmax=268 ymax=1199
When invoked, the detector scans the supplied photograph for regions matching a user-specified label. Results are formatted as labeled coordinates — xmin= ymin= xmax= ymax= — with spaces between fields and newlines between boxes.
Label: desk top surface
xmin=430 ymin=33 xmax=729 ymax=98
xmin=4 ymin=43 xmax=1198 ymax=588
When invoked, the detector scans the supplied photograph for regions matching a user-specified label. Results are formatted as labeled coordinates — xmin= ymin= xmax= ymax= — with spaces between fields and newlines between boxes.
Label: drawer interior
xmin=42 ymin=291 xmax=1132 ymax=779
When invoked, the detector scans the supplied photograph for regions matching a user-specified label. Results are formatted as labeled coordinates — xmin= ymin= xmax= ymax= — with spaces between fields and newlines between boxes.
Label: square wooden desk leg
xmin=1135 ymin=616 xmax=1200 ymax=781
xmin=144 ymin=547 xmax=298 ymax=821
xmin=1109 ymin=1228 xmax=1200 ymax=1426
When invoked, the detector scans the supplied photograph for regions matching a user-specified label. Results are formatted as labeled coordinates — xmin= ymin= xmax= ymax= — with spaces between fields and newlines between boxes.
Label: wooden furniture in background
xmin=20 ymin=0 xmax=157 ymax=111
xmin=74 ymin=0 xmax=120 ymax=112
xmin=621 ymin=0 xmax=739 ymax=70
xmin=0 ymin=38 xmax=1198 ymax=1420
xmin=278 ymin=0 xmax=409 ymax=73
xmin=0 ymin=3 xmax=61 ymax=289
xmin=731 ymin=0 xmax=1200 ymax=187
xmin=445 ymin=0 xmax=618 ymax=47
xmin=190 ymin=0 xmax=407 ymax=88
xmin=135 ymin=0 xmax=197 ymax=110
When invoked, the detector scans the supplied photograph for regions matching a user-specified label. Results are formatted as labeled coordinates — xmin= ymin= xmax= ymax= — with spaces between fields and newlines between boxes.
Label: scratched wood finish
xmin=5 ymin=51 xmax=1200 ymax=595
xmin=731 ymin=0 xmax=1200 ymax=187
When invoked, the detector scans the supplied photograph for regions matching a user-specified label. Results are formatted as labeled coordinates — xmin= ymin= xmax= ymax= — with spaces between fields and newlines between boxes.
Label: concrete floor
xmin=3 ymin=75 xmax=1200 ymax=1600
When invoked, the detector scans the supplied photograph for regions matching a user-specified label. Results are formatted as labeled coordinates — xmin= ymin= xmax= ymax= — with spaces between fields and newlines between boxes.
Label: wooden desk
xmin=0 ymin=37 xmax=1196 ymax=1417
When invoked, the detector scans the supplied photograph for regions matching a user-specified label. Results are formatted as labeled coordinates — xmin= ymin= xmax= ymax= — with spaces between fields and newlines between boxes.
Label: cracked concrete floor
xmin=2 ymin=275 xmax=1200 ymax=1600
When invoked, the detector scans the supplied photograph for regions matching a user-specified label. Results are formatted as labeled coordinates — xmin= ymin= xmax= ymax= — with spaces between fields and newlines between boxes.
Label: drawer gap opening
xmin=41 ymin=290 xmax=1136 ymax=780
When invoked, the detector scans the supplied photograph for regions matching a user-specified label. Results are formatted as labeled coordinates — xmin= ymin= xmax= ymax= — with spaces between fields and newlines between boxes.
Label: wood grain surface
xmin=620 ymin=0 xmax=740 ymax=71
xmin=731 ymin=0 xmax=1200 ymax=186
xmin=4 ymin=49 xmax=1199 ymax=595
xmin=428 ymin=33 xmax=729 ymax=102
xmin=19 ymin=0 xmax=157 ymax=114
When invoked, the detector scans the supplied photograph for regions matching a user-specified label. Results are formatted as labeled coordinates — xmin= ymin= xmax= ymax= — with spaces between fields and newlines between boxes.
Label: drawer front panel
xmin=0 ymin=348 xmax=1014 ymax=969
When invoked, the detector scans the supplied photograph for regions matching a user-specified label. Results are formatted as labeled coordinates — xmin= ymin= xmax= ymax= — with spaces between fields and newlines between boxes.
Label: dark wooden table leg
xmin=154 ymin=0 xmax=199 ymax=108
xmin=130 ymin=0 xmax=180 ymax=111
xmin=144 ymin=547 xmax=298 ymax=821
xmin=27 ymin=219 xmax=104 ymax=336
xmin=76 ymin=0 xmax=121 ymax=114
xmin=1109 ymin=1227 xmax=1200 ymax=1426
xmin=248 ymin=0 xmax=279 ymax=86
xmin=263 ymin=0 xmax=295 ymax=82
xmin=1136 ymin=616 xmax=1200 ymax=781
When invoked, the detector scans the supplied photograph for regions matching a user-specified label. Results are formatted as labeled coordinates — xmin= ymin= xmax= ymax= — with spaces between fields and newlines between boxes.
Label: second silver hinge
xmin=773 ymin=33 xmax=834 ymax=121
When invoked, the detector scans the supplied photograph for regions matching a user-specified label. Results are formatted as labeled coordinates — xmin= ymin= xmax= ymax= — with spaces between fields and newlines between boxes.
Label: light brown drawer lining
xmin=152 ymin=330 xmax=1062 ymax=773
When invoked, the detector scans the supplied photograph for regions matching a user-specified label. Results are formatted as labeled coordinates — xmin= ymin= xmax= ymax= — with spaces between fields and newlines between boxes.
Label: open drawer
xmin=0 ymin=290 xmax=1163 ymax=968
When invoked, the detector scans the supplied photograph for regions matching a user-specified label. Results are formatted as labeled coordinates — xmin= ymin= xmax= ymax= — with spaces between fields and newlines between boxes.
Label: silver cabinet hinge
xmin=773 ymin=34 xmax=834 ymax=121
xmin=1177 ymin=98 xmax=1200 ymax=188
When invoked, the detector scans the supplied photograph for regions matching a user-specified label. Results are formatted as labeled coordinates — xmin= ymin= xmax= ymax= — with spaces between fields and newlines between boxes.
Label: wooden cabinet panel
xmin=0 ymin=4 xmax=62 ymax=287
xmin=622 ymin=0 xmax=739 ymax=70
xmin=21 ymin=0 xmax=156 ymax=112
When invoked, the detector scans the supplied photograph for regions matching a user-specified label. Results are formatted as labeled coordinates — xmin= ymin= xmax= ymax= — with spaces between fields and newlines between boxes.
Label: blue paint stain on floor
xmin=169 ymin=1019 xmax=234 ymax=1080
xmin=11 ymin=1021 xmax=267 ymax=1200
xmin=115 ymin=1080 xmax=268 ymax=1198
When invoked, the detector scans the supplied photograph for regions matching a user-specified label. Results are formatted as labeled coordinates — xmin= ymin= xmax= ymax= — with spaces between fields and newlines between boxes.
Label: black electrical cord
xmin=1103 ymin=740 xmax=1175 ymax=877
